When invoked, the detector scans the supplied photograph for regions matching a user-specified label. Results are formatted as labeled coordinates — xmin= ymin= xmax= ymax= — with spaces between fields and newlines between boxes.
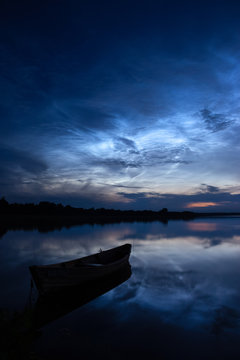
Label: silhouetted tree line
xmin=1 ymin=197 xmax=239 ymax=239
xmin=0 ymin=197 xmax=195 ymax=220
xmin=0 ymin=198 xmax=194 ymax=238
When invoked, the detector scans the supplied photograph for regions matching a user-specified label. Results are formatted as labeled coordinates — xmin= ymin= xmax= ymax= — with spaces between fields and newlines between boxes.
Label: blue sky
xmin=1 ymin=0 xmax=240 ymax=210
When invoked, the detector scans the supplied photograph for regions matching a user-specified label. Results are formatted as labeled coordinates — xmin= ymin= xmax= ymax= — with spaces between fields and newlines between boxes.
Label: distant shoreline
xmin=0 ymin=199 xmax=240 ymax=238
xmin=1 ymin=198 xmax=240 ymax=221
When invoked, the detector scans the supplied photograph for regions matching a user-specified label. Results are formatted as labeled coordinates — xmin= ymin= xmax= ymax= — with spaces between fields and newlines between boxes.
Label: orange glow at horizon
xmin=186 ymin=202 xmax=219 ymax=208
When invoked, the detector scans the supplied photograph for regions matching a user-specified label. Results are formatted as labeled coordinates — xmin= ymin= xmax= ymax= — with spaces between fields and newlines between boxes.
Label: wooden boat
xmin=33 ymin=263 xmax=132 ymax=328
xmin=29 ymin=243 xmax=131 ymax=294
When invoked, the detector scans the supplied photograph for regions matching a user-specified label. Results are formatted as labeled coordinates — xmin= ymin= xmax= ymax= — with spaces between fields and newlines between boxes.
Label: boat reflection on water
xmin=33 ymin=262 xmax=132 ymax=328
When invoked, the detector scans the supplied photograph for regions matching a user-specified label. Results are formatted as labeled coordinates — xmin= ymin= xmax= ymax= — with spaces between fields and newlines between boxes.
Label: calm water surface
xmin=1 ymin=218 xmax=240 ymax=359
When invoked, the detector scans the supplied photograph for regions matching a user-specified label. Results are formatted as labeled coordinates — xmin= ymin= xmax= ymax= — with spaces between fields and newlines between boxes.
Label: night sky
xmin=1 ymin=0 xmax=240 ymax=211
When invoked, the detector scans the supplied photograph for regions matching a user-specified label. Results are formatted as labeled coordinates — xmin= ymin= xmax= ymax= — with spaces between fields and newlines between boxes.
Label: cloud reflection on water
xmin=1 ymin=219 xmax=240 ymax=334
xmin=109 ymin=236 xmax=240 ymax=332
xmin=187 ymin=222 xmax=218 ymax=231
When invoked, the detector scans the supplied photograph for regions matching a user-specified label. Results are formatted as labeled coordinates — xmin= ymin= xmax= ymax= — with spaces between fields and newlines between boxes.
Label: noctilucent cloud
xmin=1 ymin=0 xmax=240 ymax=211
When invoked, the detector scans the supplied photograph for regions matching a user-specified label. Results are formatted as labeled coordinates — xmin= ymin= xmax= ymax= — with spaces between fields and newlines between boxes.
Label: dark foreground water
xmin=1 ymin=217 xmax=240 ymax=359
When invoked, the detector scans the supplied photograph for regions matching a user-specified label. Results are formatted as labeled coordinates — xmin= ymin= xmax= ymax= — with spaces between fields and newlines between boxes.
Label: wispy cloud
xmin=200 ymin=109 xmax=234 ymax=132
xmin=199 ymin=184 xmax=221 ymax=193
xmin=0 ymin=145 xmax=47 ymax=175
xmin=1 ymin=1 xmax=240 ymax=209
xmin=92 ymin=158 xmax=141 ymax=170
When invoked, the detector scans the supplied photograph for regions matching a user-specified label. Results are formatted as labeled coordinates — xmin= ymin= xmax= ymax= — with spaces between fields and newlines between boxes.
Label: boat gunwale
xmin=29 ymin=244 xmax=131 ymax=270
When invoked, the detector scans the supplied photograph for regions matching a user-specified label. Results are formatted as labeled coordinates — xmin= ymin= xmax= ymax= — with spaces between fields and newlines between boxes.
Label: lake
xmin=1 ymin=217 xmax=240 ymax=359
